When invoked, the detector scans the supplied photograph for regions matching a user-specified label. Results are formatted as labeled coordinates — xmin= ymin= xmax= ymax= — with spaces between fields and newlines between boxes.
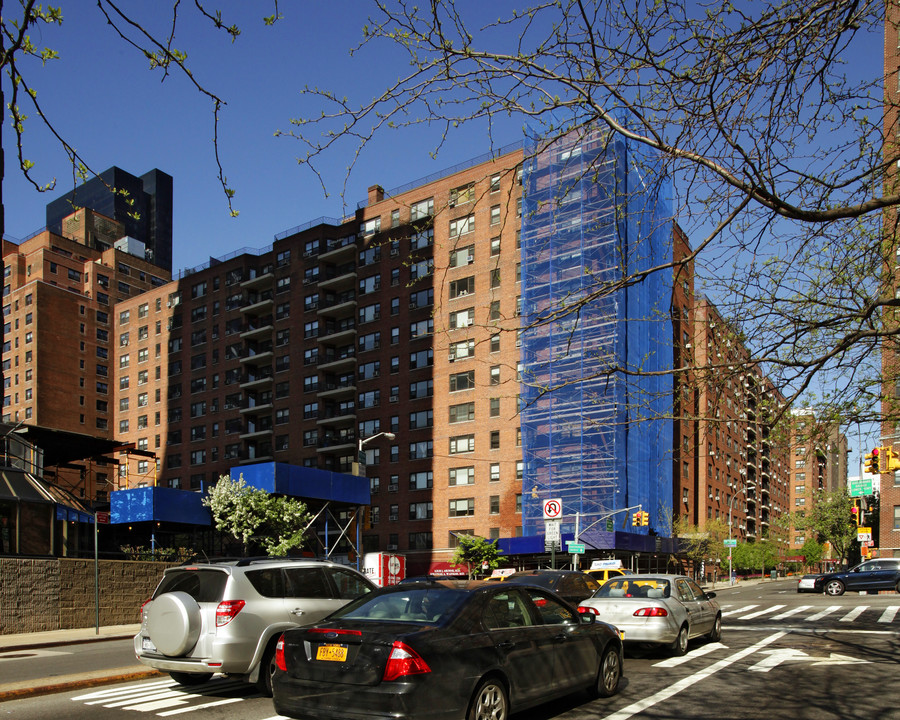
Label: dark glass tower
xmin=46 ymin=167 xmax=173 ymax=272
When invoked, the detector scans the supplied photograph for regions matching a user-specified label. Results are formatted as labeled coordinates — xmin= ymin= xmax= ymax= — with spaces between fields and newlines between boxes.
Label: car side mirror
xmin=705 ymin=591 xmax=716 ymax=600
xmin=580 ymin=613 xmax=595 ymax=624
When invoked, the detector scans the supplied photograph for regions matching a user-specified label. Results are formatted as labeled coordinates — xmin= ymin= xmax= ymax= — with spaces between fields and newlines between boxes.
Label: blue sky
xmin=2 ymin=2 xmax=885 ymax=470
xmin=3 ymin=2 xmax=523 ymax=272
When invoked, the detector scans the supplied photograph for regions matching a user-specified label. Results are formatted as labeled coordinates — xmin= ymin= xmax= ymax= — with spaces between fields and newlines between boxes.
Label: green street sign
xmin=566 ymin=543 xmax=585 ymax=554
xmin=850 ymin=478 xmax=873 ymax=497
xmin=724 ymin=539 xmax=737 ymax=547
xmin=606 ymin=518 xmax=614 ymax=531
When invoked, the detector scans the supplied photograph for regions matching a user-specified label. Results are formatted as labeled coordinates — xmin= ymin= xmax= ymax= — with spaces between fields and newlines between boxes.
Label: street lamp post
xmin=728 ymin=483 xmax=756 ymax=585
xmin=357 ymin=432 xmax=396 ymax=467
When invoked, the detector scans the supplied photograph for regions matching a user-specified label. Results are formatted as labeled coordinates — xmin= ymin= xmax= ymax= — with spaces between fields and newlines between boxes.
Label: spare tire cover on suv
xmin=147 ymin=591 xmax=203 ymax=656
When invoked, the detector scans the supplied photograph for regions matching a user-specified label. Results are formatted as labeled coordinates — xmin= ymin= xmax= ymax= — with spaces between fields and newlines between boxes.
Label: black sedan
xmin=813 ymin=558 xmax=900 ymax=596
xmin=504 ymin=569 xmax=601 ymax=605
xmin=272 ymin=579 xmax=623 ymax=720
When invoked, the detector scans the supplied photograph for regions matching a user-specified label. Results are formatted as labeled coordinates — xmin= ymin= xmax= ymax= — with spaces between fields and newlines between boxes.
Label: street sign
xmin=857 ymin=527 xmax=872 ymax=542
xmin=724 ymin=538 xmax=737 ymax=547
xmin=606 ymin=518 xmax=614 ymax=531
xmin=96 ymin=511 xmax=110 ymax=524
xmin=566 ymin=543 xmax=585 ymax=554
xmin=849 ymin=478 xmax=873 ymax=497
xmin=544 ymin=520 xmax=561 ymax=542
xmin=543 ymin=498 xmax=563 ymax=520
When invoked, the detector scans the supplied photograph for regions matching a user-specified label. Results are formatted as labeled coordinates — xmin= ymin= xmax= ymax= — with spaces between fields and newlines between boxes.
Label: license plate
xmin=316 ymin=644 xmax=348 ymax=662
xmin=142 ymin=637 xmax=158 ymax=653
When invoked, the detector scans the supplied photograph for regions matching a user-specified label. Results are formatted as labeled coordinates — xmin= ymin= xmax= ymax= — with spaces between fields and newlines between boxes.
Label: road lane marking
xmin=599 ymin=632 xmax=786 ymax=720
xmin=735 ymin=605 xmax=785 ymax=620
xmin=722 ymin=604 xmax=758 ymax=616
xmin=73 ymin=680 xmax=176 ymax=700
xmin=749 ymin=649 xmax=870 ymax=673
xmin=652 ymin=642 xmax=727 ymax=667
xmin=804 ymin=605 xmax=841 ymax=621
xmin=839 ymin=606 xmax=868 ymax=622
xmin=769 ymin=606 xmax=811 ymax=620
xmin=157 ymin=698 xmax=243 ymax=716
xmin=878 ymin=606 xmax=900 ymax=623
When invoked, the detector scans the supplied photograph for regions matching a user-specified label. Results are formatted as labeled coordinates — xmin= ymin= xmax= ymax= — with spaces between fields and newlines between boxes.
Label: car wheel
xmin=256 ymin=641 xmax=277 ymax=697
xmin=670 ymin=624 xmax=689 ymax=656
xmin=169 ymin=672 xmax=213 ymax=687
xmin=824 ymin=580 xmax=845 ymax=597
xmin=588 ymin=647 xmax=621 ymax=698
xmin=147 ymin=591 xmax=202 ymax=656
xmin=468 ymin=678 xmax=508 ymax=720
xmin=707 ymin=614 xmax=722 ymax=642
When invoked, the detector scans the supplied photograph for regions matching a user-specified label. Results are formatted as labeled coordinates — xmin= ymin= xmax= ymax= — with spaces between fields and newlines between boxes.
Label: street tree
xmin=202 ymin=474 xmax=312 ymax=556
xmin=800 ymin=538 xmax=826 ymax=570
xmin=283 ymin=0 xmax=899 ymax=427
xmin=672 ymin=516 xmax=728 ymax=582
xmin=451 ymin=534 xmax=502 ymax=579
xmin=732 ymin=540 xmax=778 ymax=577
xmin=792 ymin=488 xmax=858 ymax=565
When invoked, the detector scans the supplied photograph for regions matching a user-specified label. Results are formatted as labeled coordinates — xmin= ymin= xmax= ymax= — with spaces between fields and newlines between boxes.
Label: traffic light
xmin=640 ymin=511 xmax=649 ymax=526
xmin=883 ymin=447 xmax=900 ymax=472
xmin=631 ymin=512 xmax=640 ymax=526
xmin=850 ymin=504 xmax=859 ymax=526
xmin=865 ymin=448 xmax=880 ymax=475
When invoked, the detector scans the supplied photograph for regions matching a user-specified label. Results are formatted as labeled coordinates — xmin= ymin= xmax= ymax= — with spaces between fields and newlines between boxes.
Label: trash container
xmin=770 ymin=570 xmax=777 ymax=580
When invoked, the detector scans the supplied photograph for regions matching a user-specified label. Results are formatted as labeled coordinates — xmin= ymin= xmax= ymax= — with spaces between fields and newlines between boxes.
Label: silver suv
xmin=133 ymin=557 xmax=375 ymax=695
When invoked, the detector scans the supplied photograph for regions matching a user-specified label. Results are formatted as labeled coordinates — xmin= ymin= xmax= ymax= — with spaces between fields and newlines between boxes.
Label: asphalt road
xmin=2 ymin=579 xmax=898 ymax=720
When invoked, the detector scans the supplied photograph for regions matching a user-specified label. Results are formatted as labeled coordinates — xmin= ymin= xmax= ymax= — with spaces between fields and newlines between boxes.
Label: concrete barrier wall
xmin=0 ymin=557 xmax=176 ymax=634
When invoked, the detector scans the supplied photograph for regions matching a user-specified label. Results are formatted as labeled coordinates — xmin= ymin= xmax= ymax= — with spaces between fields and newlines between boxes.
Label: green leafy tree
xmin=799 ymin=538 xmax=825 ymax=570
xmin=792 ymin=489 xmax=857 ymax=565
xmin=451 ymin=535 xmax=502 ymax=579
xmin=672 ymin=516 xmax=728 ymax=582
xmin=202 ymin=474 xmax=311 ymax=556
xmin=732 ymin=540 xmax=778 ymax=576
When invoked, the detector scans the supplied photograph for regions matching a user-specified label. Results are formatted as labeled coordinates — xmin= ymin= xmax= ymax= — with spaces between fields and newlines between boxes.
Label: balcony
xmin=240 ymin=292 xmax=274 ymax=315
xmin=241 ymin=269 xmax=274 ymax=290
xmin=319 ymin=318 xmax=357 ymax=343
xmin=318 ymin=262 xmax=357 ymax=290
xmin=318 ymin=345 xmax=356 ymax=371
xmin=240 ymin=369 xmax=274 ymax=389
xmin=319 ymin=235 xmax=357 ymax=261
xmin=241 ymin=318 xmax=274 ymax=339
xmin=318 ymin=290 xmax=357 ymax=318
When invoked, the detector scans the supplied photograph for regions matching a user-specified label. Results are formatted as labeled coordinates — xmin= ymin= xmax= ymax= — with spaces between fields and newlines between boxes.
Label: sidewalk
xmin=0 ymin=623 xmax=160 ymax=702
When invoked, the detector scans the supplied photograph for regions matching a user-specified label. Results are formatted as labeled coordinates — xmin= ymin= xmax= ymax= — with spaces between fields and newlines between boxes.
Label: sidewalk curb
xmin=0 ymin=632 xmax=137 ymax=653
xmin=0 ymin=667 xmax=162 ymax=703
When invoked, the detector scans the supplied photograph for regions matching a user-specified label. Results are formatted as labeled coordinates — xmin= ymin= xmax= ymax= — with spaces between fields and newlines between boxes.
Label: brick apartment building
xmin=2 ymin=134 xmax=799 ymax=570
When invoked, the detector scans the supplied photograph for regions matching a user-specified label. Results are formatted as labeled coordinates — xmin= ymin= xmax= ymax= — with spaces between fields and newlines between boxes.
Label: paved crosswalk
xmin=720 ymin=603 xmax=900 ymax=625
xmin=71 ymin=678 xmax=287 ymax=718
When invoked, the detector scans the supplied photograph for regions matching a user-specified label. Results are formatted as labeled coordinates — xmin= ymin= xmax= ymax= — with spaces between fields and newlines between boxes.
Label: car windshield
xmin=593 ymin=577 xmax=670 ymax=599
xmin=329 ymin=588 xmax=467 ymax=623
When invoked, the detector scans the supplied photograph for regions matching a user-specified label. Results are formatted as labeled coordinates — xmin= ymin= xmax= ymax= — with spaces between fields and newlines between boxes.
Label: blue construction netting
xmin=519 ymin=125 xmax=674 ymax=543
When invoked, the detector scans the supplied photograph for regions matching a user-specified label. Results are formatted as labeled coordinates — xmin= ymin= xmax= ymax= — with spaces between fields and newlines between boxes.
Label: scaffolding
xmin=519 ymin=127 xmax=674 ymax=541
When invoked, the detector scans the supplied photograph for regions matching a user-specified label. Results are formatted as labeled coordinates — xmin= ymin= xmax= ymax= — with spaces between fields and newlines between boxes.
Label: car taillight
xmin=215 ymin=599 xmax=246 ymax=626
xmin=275 ymin=634 xmax=287 ymax=672
xmin=308 ymin=627 xmax=363 ymax=636
xmin=633 ymin=607 xmax=668 ymax=617
xmin=382 ymin=641 xmax=431 ymax=682
xmin=578 ymin=606 xmax=600 ymax=615
xmin=140 ymin=599 xmax=152 ymax=619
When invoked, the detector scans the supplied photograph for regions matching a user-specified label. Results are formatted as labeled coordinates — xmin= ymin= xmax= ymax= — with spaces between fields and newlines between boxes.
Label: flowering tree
xmin=202 ymin=474 xmax=311 ymax=556
xmin=451 ymin=534 xmax=502 ymax=579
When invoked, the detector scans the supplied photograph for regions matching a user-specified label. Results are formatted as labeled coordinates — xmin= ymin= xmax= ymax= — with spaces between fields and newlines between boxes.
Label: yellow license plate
xmin=316 ymin=644 xmax=348 ymax=662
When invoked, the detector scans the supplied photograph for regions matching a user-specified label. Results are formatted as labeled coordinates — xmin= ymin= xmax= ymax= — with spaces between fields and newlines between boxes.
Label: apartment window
xmin=490 ymin=237 xmax=501 ymax=256
xmin=409 ymin=379 xmax=433 ymax=399
xmin=449 ymin=338 xmax=475 ymax=361
xmin=361 ymin=217 xmax=381 ymax=236
xmin=449 ymin=182 xmax=475 ymax=207
xmin=275 ymin=408 xmax=290 ymax=424
xmin=491 ymin=463 xmax=501 ymax=482
xmin=450 ymin=245 xmax=475 ymax=267
xmin=410 ymin=197 xmax=434 ymax=220
xmin=490 ymin=430 xmax=500 ymax=449
xmin=490 ymin=205 xmax=501 ymax=225
xmin=490 ymin=268 xmax=501 ymax=288
xmin=490 ymin=496 xmax=500 ymax=514
xmin=449 ymin=434 xmax=475 ymax=454
xmin=490 ymin=398 xmax=500 ymax=417
xmin=450 ymin=371 xmax=475 ymax=392
xmin=490 ymin=334 xmax=500 ymax=352
xmin=449 ymin=215 xmax=475 ymax=237
xmin=411 ymin=228 xmax=434 ymax=250
xmin=410 ymin=471 xmax=433 ymax=490
xmin=490 ymin=366 xmax=501 ymax=385
xmin=409 ymin=501 xmax=433 ymax=520
xmin=410 ymin=318 xmax=433 ymax=339
xmin=391 ymin=209 xmax=400 ymax=228
xmin=449 ymin=498 xmax=475 ymax=517
xmin=895 ymin=506 xmax=900 ymax=530
xmin=409 ymin=259 xmax=433 ymax=280
xmin=449 ymin=276 xmax=474 ymax=299
xmin=449 ymin=466 xmax=475 ymax=486
xmin=409 ymin=440 xmax=433 ymax=459
xmin=489 ymin=301 xmax=501 ymax=320
xmin=409 ymin=532 xmax=433 ymax=550
xmin=410 ymin=349 xmax=433 ymax=369
xmin=409 ymin=409 xmax=433 ymax=429
xmin=449 ymin=308 xmax=475 ymax=329
xmin=359 ymin=303 xmax=380 ymax=324
xmin=449 ymin=402 xmax=475 ymax=423
xmin=490 ymin=174 xmax=501 ymax=193
xmin=359 ymin=275 xmax=381 ymax=294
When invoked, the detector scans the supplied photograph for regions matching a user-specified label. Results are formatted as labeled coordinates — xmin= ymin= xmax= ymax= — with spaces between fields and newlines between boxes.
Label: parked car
xmin=272 ymin=579 xmax=623 ymax=720
xmin=585 ymin=567 xmax=635 ymax=583
xmin=504 ymin=569 xmax=601 ymax=604
xmin=578 ymin=574 xmax=721 ymax=656
xmin=813 ymin=559 xmax=900 ymax=596
xmin=133 ymin=556 xmax=375 ymax=696
xmin=797 ymin=573 xmax=823 ymax=593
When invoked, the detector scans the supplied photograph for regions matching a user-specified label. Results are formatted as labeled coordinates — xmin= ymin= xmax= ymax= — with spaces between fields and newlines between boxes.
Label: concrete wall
xmin=0 ymin=557 xmax=176 ymax=634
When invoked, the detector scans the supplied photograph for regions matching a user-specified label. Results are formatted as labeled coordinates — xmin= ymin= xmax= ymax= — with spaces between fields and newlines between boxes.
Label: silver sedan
xmin=578 ymin=574 xmax=721 ymax=656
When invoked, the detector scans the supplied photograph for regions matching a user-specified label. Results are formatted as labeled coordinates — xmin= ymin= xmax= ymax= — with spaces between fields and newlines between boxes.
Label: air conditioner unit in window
xmin=386 ymin=544 xmax=398 ymax=551
xmin=389 ymin=514 xmax=399 ymax=521
xmin=388 ymin=484 xmax=399 ymax=492
xmin=390 ymin=248 xmax=399 ymax=257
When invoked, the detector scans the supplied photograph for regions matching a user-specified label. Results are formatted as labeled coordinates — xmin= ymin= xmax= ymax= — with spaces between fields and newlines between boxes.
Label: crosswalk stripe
xmin=736 ymin=604 xmax=785 ymax=620
xmin=839 ymin=606 xmax=868 ymax=622
xmin=73 ymin=679 xmax=175 ymax=700
xmin=653 ymin=642 xmax=727 ymax=667
xmin=804 ymin=606 xmax=841 ymax=621
xmin=769 ymin=606 xmax=811 ymax=620
xmin=723 ymin=604 xmax=758 ymax=616
xmin=158 ymin=698 xmax=244 ymax=716
xmin=878 ymin=606 xmax=900 ymax=623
